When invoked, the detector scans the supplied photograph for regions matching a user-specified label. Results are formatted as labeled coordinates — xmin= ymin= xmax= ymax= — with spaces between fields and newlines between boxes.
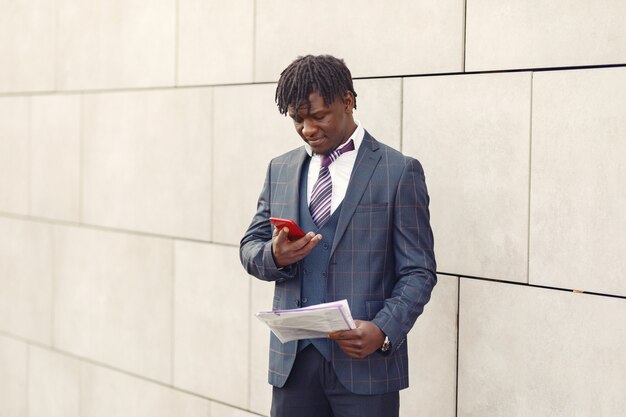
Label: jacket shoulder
xmin=364 ymin=131 xmax=415 ymax=165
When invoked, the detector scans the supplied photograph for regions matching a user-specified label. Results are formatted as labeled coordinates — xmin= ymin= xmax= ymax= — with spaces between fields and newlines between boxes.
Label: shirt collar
xmin=304 ymin=120 xmax=364 ymax=157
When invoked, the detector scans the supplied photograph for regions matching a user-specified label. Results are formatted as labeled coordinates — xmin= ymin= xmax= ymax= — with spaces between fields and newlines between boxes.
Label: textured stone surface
xmin=466 ymin=0 xmax=626 ymax=71
xmin=0 ymin=96 xmax=29 ymax=215
xmin=0 ymin=336 xmax=27 ymax=417
xmin=353 ymin=78 xmax=402 ymax=151
xmin=174 ymin=241 xmax=250 ymax=408
xmin=0 ymin=0 xmax=55 ymax=92
xmin=530 ymin=68 xmax=626 ymax=296
xmin=178 ymin=0 xmax=254 ymax=85
xmin=248 ymin=278 xmax=275 ymax=415
xmin=28 ymin=346 xmax=80 ymax=417
xmin=82 ymin=88 xmax=212 ymax=240
xmin=81 ymin=361 xmax=209 ymax=417
xmin=30 ymin=94 xmax=81 ymax=222
xmin=403 ymin=72 xmax=531 ymax=282
xmin=458 ymin=278 xmax=626 ymax=416
xmin=53 ymin=225 xmax=173 ymax=383
xmin=401 ymin=275 xmax=457 ymax=417
xmin=55 ymin=0 xmax=176 ymax=90
xmin=0 ymin=217 xmax=53 ymax=345
xmin=255 ymin=0 xmax=464 ymax=81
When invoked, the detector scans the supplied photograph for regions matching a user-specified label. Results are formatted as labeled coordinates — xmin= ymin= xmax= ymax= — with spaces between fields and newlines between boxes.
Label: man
xmin=240 ymin=55 xmax=436 ymax=417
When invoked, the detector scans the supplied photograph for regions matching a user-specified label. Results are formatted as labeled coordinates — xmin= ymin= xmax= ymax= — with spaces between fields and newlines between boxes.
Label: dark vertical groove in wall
xmin=526 ymin=73 xmax=534 ymax=285
xmin=462 ymin=0 xmax=468 ymax=72
xmin=455 ymin=277 xmax=461 ymax=417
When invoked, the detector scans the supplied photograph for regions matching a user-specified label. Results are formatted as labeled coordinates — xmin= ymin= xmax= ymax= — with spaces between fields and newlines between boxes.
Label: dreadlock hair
xmin=275 ymin=55 xmax=357 ymax=115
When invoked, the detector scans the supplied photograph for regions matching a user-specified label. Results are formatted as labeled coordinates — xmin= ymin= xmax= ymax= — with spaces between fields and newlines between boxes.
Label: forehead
xmin=288 ymin=91 xmax=335 ymax=115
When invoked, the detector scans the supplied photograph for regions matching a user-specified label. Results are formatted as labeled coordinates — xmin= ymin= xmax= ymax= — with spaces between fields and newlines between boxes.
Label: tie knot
xmin=321 ymin=139 xmax=355 ymax=168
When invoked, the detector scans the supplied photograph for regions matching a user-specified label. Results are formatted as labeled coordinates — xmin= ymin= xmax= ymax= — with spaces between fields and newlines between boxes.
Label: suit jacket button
xmin=323 ymin=243 xmax=329 ymax=250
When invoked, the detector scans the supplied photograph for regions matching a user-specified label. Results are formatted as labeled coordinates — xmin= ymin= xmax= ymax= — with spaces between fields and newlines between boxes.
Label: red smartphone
xmin=269 ymin=217 xmax=306 ymax=239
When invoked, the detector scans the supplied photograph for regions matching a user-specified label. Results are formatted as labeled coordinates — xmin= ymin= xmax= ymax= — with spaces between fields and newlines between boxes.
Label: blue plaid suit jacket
xmin=240 ymin=131 xmax=436 ymax=395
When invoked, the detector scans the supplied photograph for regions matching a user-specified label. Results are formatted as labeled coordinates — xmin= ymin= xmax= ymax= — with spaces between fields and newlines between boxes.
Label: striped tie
xmin=309 ymin=139 xmax=355 ymax=227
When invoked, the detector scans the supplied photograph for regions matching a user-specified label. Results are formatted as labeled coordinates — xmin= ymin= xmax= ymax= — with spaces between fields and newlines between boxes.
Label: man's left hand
xmin=328 ymin=320 xmax=385 ymax=359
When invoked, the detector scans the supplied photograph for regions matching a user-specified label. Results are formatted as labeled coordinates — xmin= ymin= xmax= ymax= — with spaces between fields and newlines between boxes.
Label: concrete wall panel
xmin=248 ymin=278 xmax=275 ymax=414
xmin=353 ymin=78 xmax=402 ymax=150
xmin=466 ymin=0 xmax=626 ymax=71
xmin=82 ymin=88 xmax=212 ymax=240
xmin=403 ymin=73 xmax=531 ymax=282
xmin=458 ymin=279 xmax=626 ymax=416
xmin=0 ymin=97 xmax=30 ymax=215
xmin=254 ymin=0 xmax=464 ymax=82
xmin=55 ymin=0 xmax=176 ymax=90
xmin=0 ymin=336 xmax=27 ymax=417
xmin=0 ymin=217 xmax=53 ymax=345
xmin=30 ymin=94 xmax=81 ymax=222
xmin=212 ymin=83 xmax=297 ymax=245
xmin=28 ymin=346 xmax=80 ymax=417
xmin=178 ymin=0 xmax=254 ymax=85
xmin=530 ymin=68 xmax=626 ymax=296
xmin=174 ymin=241 xmax=250 ymax=408
xmin=400 ymin=275 xmax=457 ymax=417
xmin=81 ymin=361 xmax=210 ymax=417
xmin=0 ymin=0 xmax=55 ymax=93
xmin=53 ymin=225 xmax=173 ymax=383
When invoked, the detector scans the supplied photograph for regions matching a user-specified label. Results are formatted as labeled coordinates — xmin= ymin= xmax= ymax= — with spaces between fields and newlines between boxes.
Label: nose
xmin=301 ymin=118 xmax=318 ymax=138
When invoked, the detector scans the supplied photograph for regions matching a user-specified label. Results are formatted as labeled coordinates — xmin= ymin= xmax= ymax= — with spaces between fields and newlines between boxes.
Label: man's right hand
xmin=272 ymin=227 xmax=322 ymax=268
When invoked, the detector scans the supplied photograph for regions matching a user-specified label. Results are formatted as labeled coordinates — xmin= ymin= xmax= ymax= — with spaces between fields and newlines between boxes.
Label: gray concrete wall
xmin=1 ymin=1 xmax=625 ymax=416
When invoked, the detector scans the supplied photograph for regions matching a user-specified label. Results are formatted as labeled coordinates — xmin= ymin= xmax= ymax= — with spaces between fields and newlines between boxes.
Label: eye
xmin=289 ymin=114 xmax=303 ymax=124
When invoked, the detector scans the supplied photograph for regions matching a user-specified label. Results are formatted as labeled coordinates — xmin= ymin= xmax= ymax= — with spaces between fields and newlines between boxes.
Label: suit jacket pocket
xmin=366 ymin=300 xmax=385 ymax=321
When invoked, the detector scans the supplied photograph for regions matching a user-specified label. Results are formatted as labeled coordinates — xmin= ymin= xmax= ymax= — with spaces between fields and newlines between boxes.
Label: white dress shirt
xmin=304 ymin=120 xmax=365 ymax=214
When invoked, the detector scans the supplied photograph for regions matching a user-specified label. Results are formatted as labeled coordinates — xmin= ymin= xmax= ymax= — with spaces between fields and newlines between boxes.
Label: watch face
xmin=381 ymin=336 xmax=391 ymax=352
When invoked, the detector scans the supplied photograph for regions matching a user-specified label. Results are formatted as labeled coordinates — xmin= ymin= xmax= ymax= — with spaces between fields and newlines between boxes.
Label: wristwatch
xmin=380 ymin=335 xmax=391 ymax=352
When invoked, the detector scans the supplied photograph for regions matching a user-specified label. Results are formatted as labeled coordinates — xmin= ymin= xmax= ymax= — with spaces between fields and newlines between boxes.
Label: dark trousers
xmin=271 ymin=345 xmax=399 ymax=417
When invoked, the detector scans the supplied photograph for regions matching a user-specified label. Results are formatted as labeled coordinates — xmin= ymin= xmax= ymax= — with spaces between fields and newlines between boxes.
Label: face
xmin=288 ymin=91 xmax=357 ymax=155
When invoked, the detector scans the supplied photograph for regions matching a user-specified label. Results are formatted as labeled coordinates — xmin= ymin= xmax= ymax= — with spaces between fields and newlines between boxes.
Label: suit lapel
xmin=330 ymin=132 xmax=381 ymax=256
xmin=281 ymin=147 xmax=308 ymax=224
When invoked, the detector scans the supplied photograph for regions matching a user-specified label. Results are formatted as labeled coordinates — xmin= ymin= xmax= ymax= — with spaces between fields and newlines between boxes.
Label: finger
xmin=303 ymin=234 xmax=323 ymax=250
xmin=290 ymin=234 xmax=322 ymax=258
xmin=289 ymin=232 xmax=318 ymax=250
xmin=329 ymin=329 xmax=360 ymax=340
xmin=337 ymin=343 xmax=366 ymax=359
xmin=274 ymin=227 xmax=289 ymax=244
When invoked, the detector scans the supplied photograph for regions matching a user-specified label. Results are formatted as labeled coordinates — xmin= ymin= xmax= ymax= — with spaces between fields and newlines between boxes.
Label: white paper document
xmin=255 ymin=299 xmax=356 ymax=343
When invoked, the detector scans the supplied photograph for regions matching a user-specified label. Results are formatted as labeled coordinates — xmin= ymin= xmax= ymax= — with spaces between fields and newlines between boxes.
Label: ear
xmin=342 ymin=91 xmax=355 ymax=113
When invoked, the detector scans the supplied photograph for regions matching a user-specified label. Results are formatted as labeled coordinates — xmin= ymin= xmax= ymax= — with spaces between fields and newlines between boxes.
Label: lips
xmin=307 ymin=136 xmax=325 ymax=145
